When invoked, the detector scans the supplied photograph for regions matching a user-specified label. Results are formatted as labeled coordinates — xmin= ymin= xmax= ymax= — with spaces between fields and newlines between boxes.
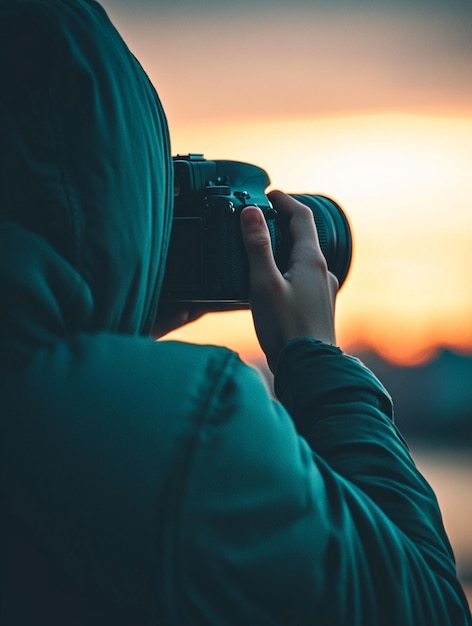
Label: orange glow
xmin=164 ymin=311 xmax=263 ymax=361
xmin=100 ymin=3 xmax=472 ymax=364
xmin=107 ymin=7 xmax=472 ymax=126
xmin=166 ymin=114 xmax=472 ymax=365
xmin=103 ymin=3 xmax=472 ymax=365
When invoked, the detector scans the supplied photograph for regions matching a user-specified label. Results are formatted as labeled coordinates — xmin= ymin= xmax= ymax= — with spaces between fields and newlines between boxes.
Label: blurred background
xmin=102 ymin=0 xmax=471 ymax=607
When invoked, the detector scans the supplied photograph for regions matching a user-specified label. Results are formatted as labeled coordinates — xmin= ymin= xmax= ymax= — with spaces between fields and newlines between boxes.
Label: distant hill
xmin=356 ymin=349 xmax=472 ymax=445
xmin=250 ymin=349 xmax=472 ymax=446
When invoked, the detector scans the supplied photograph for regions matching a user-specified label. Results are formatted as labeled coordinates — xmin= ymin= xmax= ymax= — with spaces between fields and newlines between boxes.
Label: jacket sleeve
xmin=174 ymin=341 xmax=471 ymax=626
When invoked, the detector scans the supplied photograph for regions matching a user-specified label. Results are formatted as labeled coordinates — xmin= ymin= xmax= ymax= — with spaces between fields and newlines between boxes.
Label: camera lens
xmin=289 ymin=194 xmax=353 ymax=288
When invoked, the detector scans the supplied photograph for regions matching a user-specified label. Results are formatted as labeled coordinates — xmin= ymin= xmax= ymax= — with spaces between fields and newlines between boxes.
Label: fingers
xmin=240 ymin=206 xmax=280 ymax=289
xmin=241 ymin=193 xmax=339 ymax=370
xmin=269 ymin=191 xmax=319 ymax=249
xmin=268 ymin=190 xmax=323 ymax=261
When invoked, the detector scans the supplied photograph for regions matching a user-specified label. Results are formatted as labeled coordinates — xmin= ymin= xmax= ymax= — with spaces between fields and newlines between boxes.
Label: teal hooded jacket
xmin=1 ymin=1 xmax=470 ymax=624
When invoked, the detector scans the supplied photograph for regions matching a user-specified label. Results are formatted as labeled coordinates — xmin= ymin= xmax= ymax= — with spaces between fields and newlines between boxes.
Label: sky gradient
xmin=103 ymin=0 xmax=472 ymax=123
xmin=101 ymin=0 xmax=472 ymax=364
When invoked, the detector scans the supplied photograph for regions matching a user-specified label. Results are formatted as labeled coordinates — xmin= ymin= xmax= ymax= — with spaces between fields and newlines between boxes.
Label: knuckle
xmin=250 ymin=232 xmax=272 ymax=254
xmin=304 ymin=247 xmax=329 ymax=272
xmin=329 ymin=272 xmax=340 ymax=293
xmin=298 ymin=204 xmax=314 ymax=220
xmin=293 ymin=204 xmax=314 ymax=226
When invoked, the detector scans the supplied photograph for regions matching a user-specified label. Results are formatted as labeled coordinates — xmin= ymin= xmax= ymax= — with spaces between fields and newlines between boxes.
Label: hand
xmin=240 ymin=190 xmax=339 ymax=371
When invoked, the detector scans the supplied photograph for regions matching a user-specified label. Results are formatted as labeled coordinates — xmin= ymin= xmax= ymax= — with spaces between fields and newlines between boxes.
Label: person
xmin=0 ymin=1 xmax=470 ymax=624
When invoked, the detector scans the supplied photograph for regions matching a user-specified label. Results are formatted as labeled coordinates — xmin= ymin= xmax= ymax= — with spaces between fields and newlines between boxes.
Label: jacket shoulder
xmin=2 ymin=334 xmax=267 ymax=622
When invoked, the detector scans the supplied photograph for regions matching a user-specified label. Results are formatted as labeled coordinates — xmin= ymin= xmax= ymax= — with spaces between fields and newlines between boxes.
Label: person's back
xmin=1 ymin=1 xmax=470 ymax=624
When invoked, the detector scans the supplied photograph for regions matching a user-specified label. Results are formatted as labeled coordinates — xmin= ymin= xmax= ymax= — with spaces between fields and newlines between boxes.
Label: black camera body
xmin=161 ymin=154 xmax=352 ymax=304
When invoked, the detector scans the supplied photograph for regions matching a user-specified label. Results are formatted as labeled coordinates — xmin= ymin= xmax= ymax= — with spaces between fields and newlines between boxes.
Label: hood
xmin=0 ymin=0 xmax=173 ymax=368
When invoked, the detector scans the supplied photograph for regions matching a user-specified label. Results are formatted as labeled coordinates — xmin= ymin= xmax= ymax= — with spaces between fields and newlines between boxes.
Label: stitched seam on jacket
xmin=162 ymin=348 xmax=238 ymax=625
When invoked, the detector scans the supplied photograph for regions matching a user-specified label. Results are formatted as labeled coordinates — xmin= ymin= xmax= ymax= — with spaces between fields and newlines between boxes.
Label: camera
xmin=161 ymin=154 xmax=352 ymax=305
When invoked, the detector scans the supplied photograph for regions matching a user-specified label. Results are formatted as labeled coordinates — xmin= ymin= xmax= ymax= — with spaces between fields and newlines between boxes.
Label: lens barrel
xmin=289 ymin=194 xmax=353 ymax=288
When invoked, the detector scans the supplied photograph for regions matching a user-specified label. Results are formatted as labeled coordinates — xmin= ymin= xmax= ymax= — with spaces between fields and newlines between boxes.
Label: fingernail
xmin=241 ymin=207 xmax=263 ymax=228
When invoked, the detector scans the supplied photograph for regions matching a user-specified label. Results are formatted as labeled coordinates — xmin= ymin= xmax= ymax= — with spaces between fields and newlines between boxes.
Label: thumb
xmin=240 ymin=206 xmax=279 ymax=286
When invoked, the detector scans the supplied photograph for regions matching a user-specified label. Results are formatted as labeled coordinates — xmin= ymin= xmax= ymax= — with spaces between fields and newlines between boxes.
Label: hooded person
xmin=0 ymin=1 xmax=470 ymax=625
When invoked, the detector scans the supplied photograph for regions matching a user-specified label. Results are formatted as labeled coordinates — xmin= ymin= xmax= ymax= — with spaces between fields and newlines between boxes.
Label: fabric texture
xmin=0 ymin=1 xmax=470 ymax=625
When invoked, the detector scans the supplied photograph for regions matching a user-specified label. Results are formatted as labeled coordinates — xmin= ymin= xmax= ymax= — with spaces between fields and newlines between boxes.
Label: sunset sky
xmin=102 ymin=0 xmax=472 ymax=365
